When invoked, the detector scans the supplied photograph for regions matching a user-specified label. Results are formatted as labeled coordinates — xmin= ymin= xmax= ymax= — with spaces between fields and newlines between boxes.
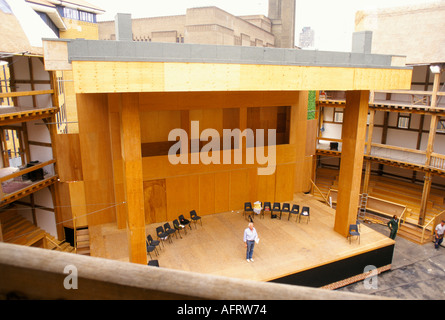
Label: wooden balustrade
xmin=430 ymin=153 xmax=445 ymax=170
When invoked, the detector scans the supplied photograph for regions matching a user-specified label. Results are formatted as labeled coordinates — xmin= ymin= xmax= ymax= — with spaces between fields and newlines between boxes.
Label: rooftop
xmin=48 ymin=38 xmax=409 ymax=70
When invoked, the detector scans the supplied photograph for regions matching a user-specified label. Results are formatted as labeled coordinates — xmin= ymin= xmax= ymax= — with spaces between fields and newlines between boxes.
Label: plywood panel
xmin=142 ymin=144 xmax=296 ymax=181
xmin=166 ymin=175 xmax=199 ymax=220
xmin=257 ymin=171 xmax=276 ymax=203
xmin=143 ymin=179 xmax=167 ymax=224
xmin=69 ymin=181 xmax=87 ymax=228
xmin=139 ymin=110 xmax=182 ymax=143
xmin=77 ymin=93 xmax=116 ymax=226
xmin=73 ymin=61 xmax=165 ymax=93
xmin=72 ymin=60 xmax=411 ymax=94
xmin=139 ymin=91 xmax=301 ymax=111
xmin=190 ymin=109 xmax=224 ymax=137
xmin=275 ymin=163 xmax=295 ymax=202
xmin=199 ymin=173 xmax=215 ymax=216
xmin=214 ymin=171 xmax=229 ymax=213
xmin=54 ymin=134 xmax=83 ymax=182
xmin=229 ymin=169 xmax=250 ymax=211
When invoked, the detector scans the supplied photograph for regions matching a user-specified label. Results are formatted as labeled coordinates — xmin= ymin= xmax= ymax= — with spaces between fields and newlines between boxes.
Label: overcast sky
xmin=89 ymin=0 xmax=440 ymax=51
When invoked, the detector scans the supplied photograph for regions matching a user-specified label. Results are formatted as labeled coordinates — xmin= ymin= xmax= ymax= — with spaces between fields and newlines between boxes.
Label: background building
xmin=98 ymin=0 xmax=297 ymax=48
xmin=298 ymin=26 xmax=315 ymax=48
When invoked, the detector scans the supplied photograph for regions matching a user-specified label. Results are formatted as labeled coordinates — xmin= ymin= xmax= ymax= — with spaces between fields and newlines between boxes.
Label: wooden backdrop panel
xmin=143 ymin=179 xmax=167 ymax=224
xmin=199 ymin=173 xmax=215 ymax=216
xmin=214 ymin=171 xmax=229 ymax=213
xmin=275 ymin=163 xmax=296 ymax=202
xmin=166 ymin=175 xmax=199 ymax=220
xmin=77 ymin=93 xmax=116 ymax=226
xmin=54 ymin=134 xmax=83 ymax=182
xmin=229 ymin=169 xmax=250 ymax=211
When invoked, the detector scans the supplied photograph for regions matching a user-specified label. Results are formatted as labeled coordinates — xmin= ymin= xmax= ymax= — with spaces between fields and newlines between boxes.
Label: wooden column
xmin=419 ymin=71 xmax=441 ymax=225
xmin=334 ymin=90 xmax=369 ymax=237
xmin=108 ymin=94 xmax=127 ymax=229
xmin=120 ymin=93 xmax=147 ymax=265
xmin=290 ymin=91 xmax=309 ymax=193
xmin=362 ymin=109 xmax=375 ymax=194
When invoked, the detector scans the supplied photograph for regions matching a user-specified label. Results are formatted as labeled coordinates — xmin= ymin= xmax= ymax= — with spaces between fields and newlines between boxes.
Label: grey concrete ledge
xmin=43 ymin=38 xmax=410 ymax=70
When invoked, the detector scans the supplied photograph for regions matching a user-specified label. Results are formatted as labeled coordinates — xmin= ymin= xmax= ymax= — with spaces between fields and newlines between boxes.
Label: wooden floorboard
xmin=89 ymin=193 xmax=395 ymax=283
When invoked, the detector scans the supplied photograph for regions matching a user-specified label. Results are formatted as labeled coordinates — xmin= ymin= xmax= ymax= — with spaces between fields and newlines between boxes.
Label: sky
xmin=89 ymin=0 xmax=440 ymax=52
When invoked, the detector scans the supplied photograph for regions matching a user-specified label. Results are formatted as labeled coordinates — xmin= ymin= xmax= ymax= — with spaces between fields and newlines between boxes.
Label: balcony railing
xmin=0 ymin=160 xmax=57 ymax=206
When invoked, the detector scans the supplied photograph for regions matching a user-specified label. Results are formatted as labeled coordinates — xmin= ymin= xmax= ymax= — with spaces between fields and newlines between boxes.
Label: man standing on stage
xmin=243 ymin=222 xmax=258 ymax=262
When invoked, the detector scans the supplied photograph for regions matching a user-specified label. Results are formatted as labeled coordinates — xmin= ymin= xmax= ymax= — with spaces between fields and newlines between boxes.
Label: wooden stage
xmin=89 ymin=193 xmax=395 ymax=289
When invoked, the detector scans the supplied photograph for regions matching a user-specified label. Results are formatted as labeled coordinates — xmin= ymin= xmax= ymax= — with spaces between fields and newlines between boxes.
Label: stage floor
xmin=89 ymin=193 xmax=395 ymax=286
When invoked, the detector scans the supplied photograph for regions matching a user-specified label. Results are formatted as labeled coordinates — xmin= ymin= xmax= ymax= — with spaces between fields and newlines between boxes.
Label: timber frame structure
xmin=42 ymin=36 xmax=412 ymax=265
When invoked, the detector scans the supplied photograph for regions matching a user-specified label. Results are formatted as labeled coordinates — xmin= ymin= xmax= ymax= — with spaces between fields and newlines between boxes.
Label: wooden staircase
xmin=313 ymin=168 xmax=339 ymax=203
xmin=75 ymin=227 xmax=90 ymax=256
xmin=0 ymin=209 xmax=75 ymax=253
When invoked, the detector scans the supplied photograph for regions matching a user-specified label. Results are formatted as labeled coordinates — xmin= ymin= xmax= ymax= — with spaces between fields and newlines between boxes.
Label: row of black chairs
xmin=146 ymin=210 xmax=202 ymax=260
xmin=244 ymin=202 xmax=310 ymax=223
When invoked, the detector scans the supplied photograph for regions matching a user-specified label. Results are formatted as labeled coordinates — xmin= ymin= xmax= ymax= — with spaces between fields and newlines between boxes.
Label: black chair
xmin=190 ymin=210 xmax=202 ymax=228
xmin=156 ymin=225 xmax=170 ymax=245
xmin=147 ymin=234 xmax=161 ymax=251
xmin=262 ymin=202 xmax=271 ymax=219
xmin=299 ymin=206 xmax=310 ymax=223
xmin=164 ymin=222 xmax=177 ymax=240
xmin=179 ymin=214 xmax=192 ymax=230
xmin=146 ymin=242 xmax=157 ymax=260
xmin=348 ymin=224 xmax=360 ymax=244
xmin=244 ymin=202 xmax=254 ymax=221
xmin=148 ymin=260 xmax=159 ymax=267
xmin=272 ymin=202 xmax=281 ymax=219
xmin=281 ymin=203 xmax=290 ymax=220
xmin=173 ymin=218 xmax=185 ymax=237
xmin=289 ymin=204 xmax=300 ymax=221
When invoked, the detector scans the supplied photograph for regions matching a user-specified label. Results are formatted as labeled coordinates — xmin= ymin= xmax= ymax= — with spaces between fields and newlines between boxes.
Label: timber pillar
xmin=334 ymin=91 xmax=369 ymax=237
xmin=120 ymin=93 xmax=147 ymax=265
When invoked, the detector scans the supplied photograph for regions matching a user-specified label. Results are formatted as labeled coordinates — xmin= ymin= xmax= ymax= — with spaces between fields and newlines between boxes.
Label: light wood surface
xmin=335 ymin=91 xmax=370 ymax=237
xmin=71 ymin=61 xmax=412 ymax=94
xmin=89 ymin=193 xmax=394 ymax=283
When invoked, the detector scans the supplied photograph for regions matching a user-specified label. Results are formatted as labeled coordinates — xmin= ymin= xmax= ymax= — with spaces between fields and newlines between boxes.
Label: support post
xmin=419 ymin=71 xmax=441 ymax=225
xmin=362 ymin=109 xmax=375 ymax=194
xmin=334 ymin=91 xmax=369 ymax=237
xmin=290 ymin=91 xmax=308 ymax=193
xmin=120 ymin=93 xmax=147 ymax=265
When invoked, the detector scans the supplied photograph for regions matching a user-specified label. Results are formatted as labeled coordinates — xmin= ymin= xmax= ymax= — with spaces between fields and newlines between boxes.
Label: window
xmin=333 ymin=108 xmax=344 ymax=123
xmin=397 ymin=113 xmax=411 ymax=129
xmin=437 ymin=118 xmax=445 ymax=133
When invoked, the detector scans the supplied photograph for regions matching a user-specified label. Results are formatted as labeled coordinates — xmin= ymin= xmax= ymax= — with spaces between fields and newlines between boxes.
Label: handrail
xmin=421 ymin=209 xmax=445 ymax=243
xmin=0 ymin=89 xmax=54 ymax=99
xmin=310 ymin=179 xmax=331 ymax=207
xmin=0 ymin=160 xmax=56 ymax=183
xmin=374 ymin=89 xmax=445 ymax=96
xmin=44 ymin=234 xmax=63 ymax=251
xmin=370 ymin=143 xmax=426 ymax=155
